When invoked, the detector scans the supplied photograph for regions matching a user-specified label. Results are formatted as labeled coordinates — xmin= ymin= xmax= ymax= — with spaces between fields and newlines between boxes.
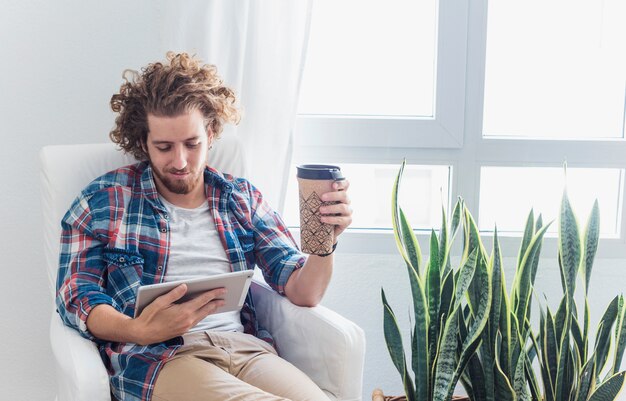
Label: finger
xmin=320 ymin=215 xmax=353 ymax=226
xmin=332 ymin=179 xmax=349 ymax=191
xmin=153 ymin=284 xmax=188 ymax=308
xmin=319 ymin=203 xmax=351 ymax=216
xmin=321 ymin=191 xmax=350 ymax=203
xmin=194 ymin=298 xmax=227 ymax=322
xmin=186 ymin=287 xmax=227 ymax=310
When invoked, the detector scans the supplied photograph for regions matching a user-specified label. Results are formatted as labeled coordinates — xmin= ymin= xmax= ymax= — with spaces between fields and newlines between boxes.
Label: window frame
xmin=290 ymin=0 xmax=626 ymax=259
xmin=296 ymin=0 xmax=469 ymax=149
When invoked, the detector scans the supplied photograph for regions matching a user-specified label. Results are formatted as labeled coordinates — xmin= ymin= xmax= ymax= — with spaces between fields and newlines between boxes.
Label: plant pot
xmin=371 ymin=389 xmax=470 ymax=401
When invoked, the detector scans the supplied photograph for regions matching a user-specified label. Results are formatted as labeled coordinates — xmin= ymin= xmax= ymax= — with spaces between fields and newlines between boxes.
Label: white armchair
xmin=40 ymin=137 xmax=366 ymax=401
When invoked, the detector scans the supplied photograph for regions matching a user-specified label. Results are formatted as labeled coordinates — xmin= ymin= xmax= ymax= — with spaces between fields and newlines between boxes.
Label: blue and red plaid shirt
xmin=56 ymin=161 xmax=306 ymax=401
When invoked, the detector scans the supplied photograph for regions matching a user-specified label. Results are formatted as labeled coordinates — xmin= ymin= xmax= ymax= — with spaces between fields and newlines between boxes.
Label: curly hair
xmin=109 ymin=52 xmax=241 ymax=160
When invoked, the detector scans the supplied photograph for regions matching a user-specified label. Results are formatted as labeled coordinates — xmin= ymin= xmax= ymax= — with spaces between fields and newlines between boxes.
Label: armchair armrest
xmin=250 ymin=279 xmax=366 ymax=401
xmin=49 ymin=281 xmax=366 ymax=401
xmin=50 ymin=312 xmax=111 ymax=401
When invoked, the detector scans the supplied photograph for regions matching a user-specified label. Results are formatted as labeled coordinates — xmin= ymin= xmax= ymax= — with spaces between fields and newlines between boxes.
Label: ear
xmin=206 ymin=127 xmax=215 ymax=147
xmin=140 ymin=135 xmax=149 ymax=158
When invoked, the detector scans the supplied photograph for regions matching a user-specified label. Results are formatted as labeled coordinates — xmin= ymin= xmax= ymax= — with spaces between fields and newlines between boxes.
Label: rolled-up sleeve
xmin=247 ymin=184 xmax=307 ymax=295
xmin=56 ymin=195 xmax=120 ymax=341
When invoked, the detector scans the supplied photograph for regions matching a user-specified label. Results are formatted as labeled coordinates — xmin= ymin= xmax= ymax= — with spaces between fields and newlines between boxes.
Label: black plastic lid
xmin=296 ymin=164 xmax=344 ymax=180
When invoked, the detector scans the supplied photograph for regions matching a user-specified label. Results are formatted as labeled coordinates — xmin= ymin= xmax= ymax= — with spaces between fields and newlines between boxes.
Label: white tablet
xmin=134 ymin=270 xmax=254 ymax=318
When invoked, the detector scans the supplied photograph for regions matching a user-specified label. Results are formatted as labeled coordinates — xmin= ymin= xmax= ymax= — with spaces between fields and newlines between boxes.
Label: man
xmin=56 ymin=52 xmax=352 ymax=401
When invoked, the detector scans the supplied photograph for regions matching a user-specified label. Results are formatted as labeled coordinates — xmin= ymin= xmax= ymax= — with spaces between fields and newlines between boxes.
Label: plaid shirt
xmin=56 ymin=161 xmax=306 ymax=401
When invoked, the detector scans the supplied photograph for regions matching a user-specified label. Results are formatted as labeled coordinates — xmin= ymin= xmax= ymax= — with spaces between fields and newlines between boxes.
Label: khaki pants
xmin=152 ymin=331 xmax=330 ymax=401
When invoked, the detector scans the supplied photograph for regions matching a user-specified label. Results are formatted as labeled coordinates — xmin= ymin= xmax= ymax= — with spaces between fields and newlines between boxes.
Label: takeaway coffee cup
xmin=296 ymin=164 xmax=344 ymax=255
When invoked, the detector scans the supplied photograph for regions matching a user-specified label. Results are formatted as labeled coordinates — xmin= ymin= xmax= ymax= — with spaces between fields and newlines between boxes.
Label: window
xmin=296 ymin=0 xmax=469 ymax=149
xmin=479 ymin=167 xmax=624 ymax=237
xmin=298 ymin=0 xmax=437 ymax=117
xmin=483 ymin=0 xmax=626 ymax=139
xmin=292 ymin=0 xmax=626 ymax=257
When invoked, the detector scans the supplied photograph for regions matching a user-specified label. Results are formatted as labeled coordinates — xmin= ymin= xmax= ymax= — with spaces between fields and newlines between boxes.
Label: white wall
xmin=2 ymin=1 xmax=626 ymax=401
xmin=0 ymin=1 xmax=163 ymax=399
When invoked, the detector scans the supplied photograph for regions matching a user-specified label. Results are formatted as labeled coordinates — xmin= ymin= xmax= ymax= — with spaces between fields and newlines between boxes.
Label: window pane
xmin=479 ymin=167 xmax=623 ymax=236
xmin=483 ymin=0 xmax=626 ymax=139
xmin=283 ymin=164 xmax=451 ymax=230
xmin=297 ymin=0 xmax=437 ymax=117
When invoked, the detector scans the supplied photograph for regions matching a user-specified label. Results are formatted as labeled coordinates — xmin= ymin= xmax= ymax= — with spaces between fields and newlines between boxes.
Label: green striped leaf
xmin=517 ymin=209 xmax=536 ymax=270
xmin=428 ymin=230 xmax=441 ymax=336
xmin=513 ymin=347 xmax=531 ymax=401
xmin=456 ymin=249 xmax=478 ymax=306
xmin=514 ymin=223 xmax=551 ymax=339
xmin=439 ymin=204 xmax=449 ymax=275
xmin=571 ymin=314 xmax=585 ymax=368
xmin=481 ymin=228 xmax=503 ymax=401
xmin=466 ymin=354 xmax=487 ymax=401
xmin=509 ymin=313 xmax=521 ymax=377
xmin=439 ymin=270 xmax=455 ymax=326
xmin=587 ymin=371 xmax=626 ymax=401
xmin=574 ymin=356 xmax=596 ymax=401
xmin=400 ymin=208 xmax=422 ymax=276
xmin=480 ymin=339 xmax=495 ymax=401
xmin=410 ymin=280 xmax=430 ymax=401
xmin=525 ymin=343 xmax=542 ymax=401
xmin=391 ymin=161 xmax=422 ymax=276
xmin=463 ymin=206 xmax=487 ymax=265
xmin=391 ymin=160 xmax=406 ymax=258
xmin=494 ymin=351 xmax=516 ymax=401
xmin=584 ymin=298 xmax=590 ymax=357
xmin=559 ymin=190 xmax=581 ymax=299
xmin=555 ymin=298 xmax=567 ymax=345
xmin=382 ymin=288 xmax=416 ymax=401
xmin=544 ymin=308 xmax=558 ymax=401
xmin=442 ymin=249 xmax=492 ymax=401
xmin=500 ymin=287 xmax=513 ymax=378
xmin=595 ymin=296 xmax=620 ymax=375
xmin=450 ymin=197 xmax=463 ymax=243
xmin=532 ymin=214 xmax=544 ymax=283
xmin=613 ymin=295 xmax=626 ymax=375
xmin=433 ymin=306 xmax=461 ymax=401
xmin=491 ymin=228 xmax=504 ymax=349
xmin=582 ymin=200 xmax=600 ymax=296
xmin=554 ymin=302 xmax=572 ymax=401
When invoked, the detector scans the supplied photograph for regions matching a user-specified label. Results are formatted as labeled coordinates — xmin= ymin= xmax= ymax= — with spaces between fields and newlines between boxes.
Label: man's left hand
xmin=319 ymin=179 xmax=352 ymax=239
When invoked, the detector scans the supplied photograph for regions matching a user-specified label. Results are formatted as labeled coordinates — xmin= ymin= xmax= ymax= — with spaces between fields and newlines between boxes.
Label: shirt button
xmin=119 ymin=257 xmax=125 ymax=263
xmin=157 ymin=265 xmax=163 ymax=271
xmin=160 ymin=227 xmax=167 ymax=233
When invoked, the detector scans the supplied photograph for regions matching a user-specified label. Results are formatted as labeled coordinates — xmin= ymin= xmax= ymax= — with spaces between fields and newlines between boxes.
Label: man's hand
xmin=319 ymin=179 xmax=352 ymax=239
xmin=285 ymin=179 xmax=352 ymax=307
xmin=130 ymin=284 xmax=226 ymax=345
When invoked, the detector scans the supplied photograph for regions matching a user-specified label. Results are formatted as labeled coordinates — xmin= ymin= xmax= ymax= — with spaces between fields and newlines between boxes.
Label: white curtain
xmin=158 ymin=0 xmax=312 ymax=213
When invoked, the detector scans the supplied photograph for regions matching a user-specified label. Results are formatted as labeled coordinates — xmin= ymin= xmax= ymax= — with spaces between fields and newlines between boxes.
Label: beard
xmin=152 ymin=166 xmax=204 ymax=195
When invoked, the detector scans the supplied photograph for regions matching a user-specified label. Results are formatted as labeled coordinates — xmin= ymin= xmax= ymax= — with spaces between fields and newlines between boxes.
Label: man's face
xmin=145 ymin=109 xmax=212 ymax=204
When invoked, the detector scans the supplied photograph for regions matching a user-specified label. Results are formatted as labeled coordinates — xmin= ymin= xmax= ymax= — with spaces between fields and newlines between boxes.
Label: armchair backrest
xmin=40 ymin=136 xmax=247 ymax=300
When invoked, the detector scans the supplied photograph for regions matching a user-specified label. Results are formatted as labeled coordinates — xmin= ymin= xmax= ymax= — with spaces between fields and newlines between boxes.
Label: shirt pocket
xmin=102 ymin=248 xmax=144 ymax=313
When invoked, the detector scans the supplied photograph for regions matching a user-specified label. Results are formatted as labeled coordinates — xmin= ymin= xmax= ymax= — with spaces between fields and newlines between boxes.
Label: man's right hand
xmin=131 ymin=284 xmax=227 ymax=345
xmin=86 ymin=285 xmax=226 ymax=346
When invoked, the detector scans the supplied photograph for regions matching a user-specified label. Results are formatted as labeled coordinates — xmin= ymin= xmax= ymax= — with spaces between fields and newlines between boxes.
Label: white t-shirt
xmin=160 ymin=196 xmax=243 ymax=333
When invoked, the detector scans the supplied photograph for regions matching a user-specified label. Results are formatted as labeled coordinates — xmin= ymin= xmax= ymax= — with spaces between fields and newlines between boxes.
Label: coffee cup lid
xmin=296 ymin=164 xmax=344 ymax=180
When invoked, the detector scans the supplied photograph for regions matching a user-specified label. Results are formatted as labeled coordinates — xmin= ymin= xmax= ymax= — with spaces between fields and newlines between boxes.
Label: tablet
xmin=134 ymin=270 xmax=254 ymax=318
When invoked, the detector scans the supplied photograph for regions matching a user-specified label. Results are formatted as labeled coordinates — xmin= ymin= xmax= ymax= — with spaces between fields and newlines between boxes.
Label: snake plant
xmin=382 ymin=160 xmax=493 ymax=401
xmin=384 ymin=161 xmax=626 ymax=401
xmin=463 ymin=190 xmax=626 ymax=401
